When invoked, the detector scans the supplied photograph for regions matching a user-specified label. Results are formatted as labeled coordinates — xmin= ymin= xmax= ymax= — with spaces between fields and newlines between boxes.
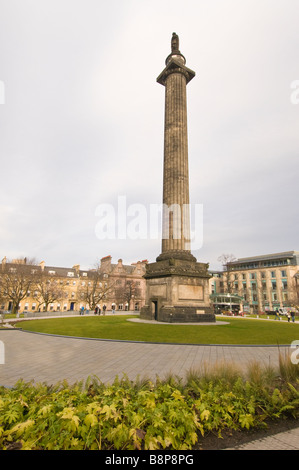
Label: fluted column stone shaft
xmin=156 ymin=33 xmax=195 ymax=262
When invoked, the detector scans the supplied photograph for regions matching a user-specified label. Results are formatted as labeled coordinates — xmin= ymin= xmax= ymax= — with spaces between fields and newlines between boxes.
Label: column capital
xmin=156 ymin=33 xmax=195 ymax=86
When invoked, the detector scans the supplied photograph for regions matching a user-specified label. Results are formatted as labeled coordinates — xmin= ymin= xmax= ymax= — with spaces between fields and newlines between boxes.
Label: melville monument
xmin=140 ymin=33 xmax=215 ymax=323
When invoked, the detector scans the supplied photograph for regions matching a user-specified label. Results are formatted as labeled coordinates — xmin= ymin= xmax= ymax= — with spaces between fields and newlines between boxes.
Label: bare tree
xmin=34 ymin=274 xmax=67 ymax=312
xmin=115 ymin=280 xmax=141 ymax=310
xmin=77 ymin=266 xmax=114 ymax=310
xmin=217 ymin=254 xmax=237 ymax=294
xmin=0 ymin=258 xmax=39 ymax=314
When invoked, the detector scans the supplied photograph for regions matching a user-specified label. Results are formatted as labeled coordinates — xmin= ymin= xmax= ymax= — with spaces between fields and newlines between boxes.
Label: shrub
xmin=0 ymin=358 xmax=298 ymax=450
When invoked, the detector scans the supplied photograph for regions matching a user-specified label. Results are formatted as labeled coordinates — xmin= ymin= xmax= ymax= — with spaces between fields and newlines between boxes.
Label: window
xmin=271 ymin=271 xmax=276 ymax=278
xmin=281 ymin=270 xmax=287 ymax=278
xmin=261 ymin=272 xmax=266 ymax=279
xmin=271 ymin=281 xmax=277 ymax=291
xmin=250 ymin=273 xmax=256 ymax=279
xmin=67 ymin=272 xmax=74 ymax=277
xmin=282 ymin=281 xmax=288 ymax=290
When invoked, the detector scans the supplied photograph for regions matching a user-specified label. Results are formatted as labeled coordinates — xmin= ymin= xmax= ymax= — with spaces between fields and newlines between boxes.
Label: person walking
xmin=103 ymin=304 xmax=106 ymax=316
xmin=291 ymin=310 xmax=296 ymax=323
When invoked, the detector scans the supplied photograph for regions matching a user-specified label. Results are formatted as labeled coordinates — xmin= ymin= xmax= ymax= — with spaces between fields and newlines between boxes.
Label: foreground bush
xmin=0 ymin=357 xmax=298 ymax=450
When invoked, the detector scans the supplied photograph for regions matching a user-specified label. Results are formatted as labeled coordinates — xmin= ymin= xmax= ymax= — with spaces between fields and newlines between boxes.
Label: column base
xmin=140 ymin=257 xmax=215 ymax=324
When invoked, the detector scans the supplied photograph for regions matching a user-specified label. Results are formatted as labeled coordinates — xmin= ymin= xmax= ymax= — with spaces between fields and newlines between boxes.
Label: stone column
xmin=140 ymin=33 xmax=215 ymax=323
xmin=156 ymin=33 xmax=196 ymax=262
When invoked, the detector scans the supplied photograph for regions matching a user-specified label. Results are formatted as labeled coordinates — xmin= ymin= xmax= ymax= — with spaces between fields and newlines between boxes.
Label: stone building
xmin=210 ymin=251 xmax=299 ymax=314
xmin=0 ymin=256 xmax=147 ymax=314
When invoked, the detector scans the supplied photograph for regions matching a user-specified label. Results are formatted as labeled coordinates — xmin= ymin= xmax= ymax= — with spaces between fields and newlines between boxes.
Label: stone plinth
xmin=140 ymin=258 xmax=215 ymax=323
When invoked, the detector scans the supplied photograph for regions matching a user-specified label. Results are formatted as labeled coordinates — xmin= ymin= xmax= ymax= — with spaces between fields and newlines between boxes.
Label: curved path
xmin=0 ymin=327 xmax=291 ymax=387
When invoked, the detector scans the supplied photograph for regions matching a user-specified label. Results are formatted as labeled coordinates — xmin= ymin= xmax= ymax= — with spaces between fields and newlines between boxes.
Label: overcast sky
xmin=0 ymin=0 xmax=298 ymax=271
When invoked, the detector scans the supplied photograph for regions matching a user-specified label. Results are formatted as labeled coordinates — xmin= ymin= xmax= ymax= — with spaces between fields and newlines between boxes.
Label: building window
xmin=271 ymin=271 xmax=276 ymax=278
xmin=271 ymin=281 xmax=277 ymax=290
xmin=281 ymin=270 xmax=287 ymax=278
xmin=261 ymin=272 xmax=266 ymax=279
xmin=250 ymin=273 xmax=256 ymax=279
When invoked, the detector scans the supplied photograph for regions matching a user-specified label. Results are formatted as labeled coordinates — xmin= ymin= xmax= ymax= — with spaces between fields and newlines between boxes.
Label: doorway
xmin=151 ymin=301 xmax=158 ymax=321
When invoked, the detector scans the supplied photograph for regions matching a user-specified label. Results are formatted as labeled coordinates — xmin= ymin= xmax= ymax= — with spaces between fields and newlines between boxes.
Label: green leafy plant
xmin=0 ymin=358 xmax=298 ymax=450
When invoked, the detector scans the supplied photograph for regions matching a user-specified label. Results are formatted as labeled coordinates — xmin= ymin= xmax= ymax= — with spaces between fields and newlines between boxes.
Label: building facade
xmin=0 ymin=256 xmax=147 ymax=314
xmin=210 ymin=251 xmax=299 ymax=314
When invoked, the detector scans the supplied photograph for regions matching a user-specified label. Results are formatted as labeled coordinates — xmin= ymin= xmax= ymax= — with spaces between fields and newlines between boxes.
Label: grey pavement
xmin=0 ymin=318 xmax=298 ymax=450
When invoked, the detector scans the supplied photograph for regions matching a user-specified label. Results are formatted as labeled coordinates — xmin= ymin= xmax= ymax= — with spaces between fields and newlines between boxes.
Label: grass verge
xmin=16 ymin=315 xmax=299 ymax=345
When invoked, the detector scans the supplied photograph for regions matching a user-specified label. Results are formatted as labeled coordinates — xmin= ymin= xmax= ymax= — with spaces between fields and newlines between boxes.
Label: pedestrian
xmin=94 ymin=306 xmax=99 ymax=315
xmin=80 ymin=306 xmax=84 ymax=315
xmin=98 ymin=306 xmax=101 ymax=315
xmin=287 ymin=311 xmax=291 ymax=322
xmin=112 ymin=303 xmax=115 ymax=314
xmin=103 ymin=304 xmax=106 ymax=316
xmin=291 ymin=310 xmax=296 ymax=323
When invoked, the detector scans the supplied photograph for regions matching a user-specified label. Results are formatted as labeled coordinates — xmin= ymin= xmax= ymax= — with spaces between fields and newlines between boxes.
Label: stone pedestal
xmin=140 ymin=257 xmax=215 ymax=322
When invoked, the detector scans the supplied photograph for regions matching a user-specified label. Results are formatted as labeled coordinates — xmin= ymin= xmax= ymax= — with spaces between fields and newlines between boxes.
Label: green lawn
xmin=17 ymin=315 xmax=299 ymax=345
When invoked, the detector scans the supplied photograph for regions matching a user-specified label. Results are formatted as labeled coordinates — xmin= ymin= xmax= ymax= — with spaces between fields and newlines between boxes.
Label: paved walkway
xmin=0 ymin=317 xmax=298 ymax=450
